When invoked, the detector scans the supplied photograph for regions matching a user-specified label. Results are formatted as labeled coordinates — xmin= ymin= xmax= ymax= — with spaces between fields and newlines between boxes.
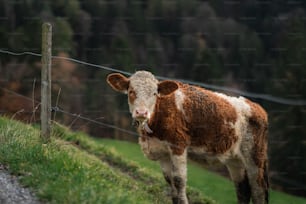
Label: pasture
xmin=101 ymin=139 xmax=306 ymax=204
xmin=0 ymin=117 xmax=305 ymax=204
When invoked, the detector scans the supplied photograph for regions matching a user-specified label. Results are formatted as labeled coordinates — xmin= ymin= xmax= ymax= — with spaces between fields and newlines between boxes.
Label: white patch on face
xmin=130 ymin=84 xmax=157 ymax=120
xmin=128 ymin=71 xmax=159 ymax=120
xmin=174 ymin=89 xmax=186 ymax=116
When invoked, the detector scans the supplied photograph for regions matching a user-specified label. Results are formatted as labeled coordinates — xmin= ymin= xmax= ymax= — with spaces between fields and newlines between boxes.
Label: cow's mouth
xmin=132 ymin=118 xmax=153 ymax=134
xmin=134 ymin=116 xmax=147 ymax=122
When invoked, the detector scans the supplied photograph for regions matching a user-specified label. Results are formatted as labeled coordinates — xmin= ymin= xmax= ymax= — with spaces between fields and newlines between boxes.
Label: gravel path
xmin=0 ymin=165 xmax=41 ymax=204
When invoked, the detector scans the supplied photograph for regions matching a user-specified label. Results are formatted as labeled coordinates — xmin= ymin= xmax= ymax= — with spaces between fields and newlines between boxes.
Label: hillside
xmin=0 ymin=117 xmax=305 ymax=204
xmin=100 ymin=139 xmax=306 ymax=204
xmin=0 ymin=117 xmax=212 ymax=204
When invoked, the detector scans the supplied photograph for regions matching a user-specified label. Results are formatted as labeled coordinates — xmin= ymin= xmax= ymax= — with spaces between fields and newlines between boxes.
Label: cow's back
xmin=178 ymin=85 xmax=263 ymax=154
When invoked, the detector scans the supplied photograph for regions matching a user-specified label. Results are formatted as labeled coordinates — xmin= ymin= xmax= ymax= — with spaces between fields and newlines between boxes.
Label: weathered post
xmin=41 ymin=22 xmax=52 ymax=142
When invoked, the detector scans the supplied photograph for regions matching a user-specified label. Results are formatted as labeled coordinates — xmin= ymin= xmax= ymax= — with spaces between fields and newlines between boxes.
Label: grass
xmin=100 ymin=139 xmax=306 ymax=204
xmin=0 ymin=117 xmax=212 ymax=204
xmin=52 ymin=122 xmax=212 ymax=203
xmin=0 ymin=118 xmax=155 ymax=203
xmin=0 ymin=117 xmax=305 ymax=204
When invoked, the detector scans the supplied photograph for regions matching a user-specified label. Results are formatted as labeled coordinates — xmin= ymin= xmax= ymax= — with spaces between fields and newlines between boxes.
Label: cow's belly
xmin=138 ymin=136 xmax=169 ymax=161
xmin=188 ymin=145 xmax=238 ymax=166
xmin=188 ymin=146 xmax=220 ymax=165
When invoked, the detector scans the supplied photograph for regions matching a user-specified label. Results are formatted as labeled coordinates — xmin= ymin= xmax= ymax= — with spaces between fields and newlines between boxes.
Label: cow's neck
xmin=147 ymin=94 xmax=186 ymax=140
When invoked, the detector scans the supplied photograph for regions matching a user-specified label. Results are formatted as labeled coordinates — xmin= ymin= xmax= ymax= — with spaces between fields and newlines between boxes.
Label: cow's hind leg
xmin=242 ymin=160 xmax=268 ymax=204
xmin=243 ymin=120 xmax=269 ymax=204
xmin=241 ymin=141 xmax=269 ymax=204
xmin=226 ymin=160 xmax=251 ymax=204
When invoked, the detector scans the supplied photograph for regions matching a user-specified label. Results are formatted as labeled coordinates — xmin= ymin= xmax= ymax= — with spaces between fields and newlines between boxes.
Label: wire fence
xmin=1 ymin=49 xmax=306 ymax=106
xmin=0 ymin=86 xmax=190 ymax=151
xmin=1 ymin=46 xmax=306 ymax=153
xmin=1 ymin=47 xmax=304 ymax=141
xmin=0 ymin=86 xmax=138 ymax=137
xmin=1 ymin=47 xmax=305 ymax=142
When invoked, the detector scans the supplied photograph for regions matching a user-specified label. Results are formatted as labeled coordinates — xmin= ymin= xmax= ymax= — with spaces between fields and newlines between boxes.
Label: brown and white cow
xmin=106 ymin=71 xmax=269 ymax=204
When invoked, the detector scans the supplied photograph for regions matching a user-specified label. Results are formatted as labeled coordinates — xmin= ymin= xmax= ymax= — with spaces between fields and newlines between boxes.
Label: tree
xmin=268 ymin=9 xmax=306 ymax=195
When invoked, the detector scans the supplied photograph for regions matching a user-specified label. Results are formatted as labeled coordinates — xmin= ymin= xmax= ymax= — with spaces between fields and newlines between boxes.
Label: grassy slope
xmin=100 ymin=139 xmax=306 ymax=204
xmin=0 ymin=117 xmax=212 ymax=204
xmin=0 ymin=117 xmax=305 ymax=204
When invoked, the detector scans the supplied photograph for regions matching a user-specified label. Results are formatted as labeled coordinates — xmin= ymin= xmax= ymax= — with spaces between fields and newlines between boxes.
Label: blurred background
xmin=0 ymin=0 xmax=305 ymax=198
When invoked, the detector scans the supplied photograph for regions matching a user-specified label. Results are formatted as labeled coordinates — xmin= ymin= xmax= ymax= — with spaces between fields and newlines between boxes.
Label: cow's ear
xmin=158 ymin=80 xmax=179 ymax=96
xmin=106 ymin=73 xmax=129 ymax=93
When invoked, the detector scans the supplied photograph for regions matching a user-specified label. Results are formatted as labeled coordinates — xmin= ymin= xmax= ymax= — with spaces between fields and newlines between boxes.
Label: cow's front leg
xmin=170 ymin=149 xmax=188 ymax=204
xmin=160 ymin=156 xmax=178 ymax=203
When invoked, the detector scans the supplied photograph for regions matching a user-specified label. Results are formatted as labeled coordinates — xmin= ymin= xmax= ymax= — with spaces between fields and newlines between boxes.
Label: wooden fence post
xmin=41 ymin=22 xmax=52 ymax=142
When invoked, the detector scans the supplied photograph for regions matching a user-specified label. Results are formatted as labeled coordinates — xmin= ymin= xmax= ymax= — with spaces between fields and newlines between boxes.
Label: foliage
xmin=267 ymin=9 xmax=306 ymax=195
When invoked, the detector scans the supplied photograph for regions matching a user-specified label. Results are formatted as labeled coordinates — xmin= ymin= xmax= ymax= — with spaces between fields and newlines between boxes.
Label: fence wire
xmin=0 ymin=87 xmax=138 ymax=137
xmin=1 ymin=49 xmax=306 ymax=106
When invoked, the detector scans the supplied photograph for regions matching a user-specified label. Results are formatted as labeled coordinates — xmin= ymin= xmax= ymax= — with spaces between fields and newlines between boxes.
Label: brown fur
xmin=182 ymin=84 xmax=238 ymax=154
xmin=143 ymin=83 xmax=238 ymax=155
xmin=147 ymin=93 xmax=189 ymax=155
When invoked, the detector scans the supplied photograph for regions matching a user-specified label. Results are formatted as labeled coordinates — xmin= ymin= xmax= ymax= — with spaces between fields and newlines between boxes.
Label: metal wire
xmin=1 ymin=48 xmax=306 ymax=106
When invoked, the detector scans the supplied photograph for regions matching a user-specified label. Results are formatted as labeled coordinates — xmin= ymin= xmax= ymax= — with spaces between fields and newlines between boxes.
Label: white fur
xmin=174 ymin=89 xmax=186 ymax=116
xmin=171 ymin=149 xmax=187 ymax=178
xmin=214 ymin=93 xmax=251 ymax=116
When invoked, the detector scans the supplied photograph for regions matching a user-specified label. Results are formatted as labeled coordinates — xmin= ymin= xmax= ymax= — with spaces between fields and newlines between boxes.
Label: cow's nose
xmin=135 ymin=108 xmax=148 ymax=118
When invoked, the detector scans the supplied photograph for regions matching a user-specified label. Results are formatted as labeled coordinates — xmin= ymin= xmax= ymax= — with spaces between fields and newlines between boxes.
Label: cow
xmin=106 ymin=70 xmax=269 ymax=204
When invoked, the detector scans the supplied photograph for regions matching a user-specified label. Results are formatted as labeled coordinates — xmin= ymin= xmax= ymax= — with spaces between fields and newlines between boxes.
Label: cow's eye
xmin=129 ymin=90 xmax=136 ymax=96
xmin=128 ymin=90 xmax=136 ymax=103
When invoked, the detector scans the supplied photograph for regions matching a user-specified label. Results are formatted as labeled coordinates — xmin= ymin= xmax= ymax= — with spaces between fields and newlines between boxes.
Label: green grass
xmin=0 ymin=117 xmax=212 ymax=204
xmin=0 ymin=118 xmax=159 ymax=203
xmin=100 ymin=139 xmax=306 ymax=204
xmin=0 ymin=117 xmax=305 ymax=204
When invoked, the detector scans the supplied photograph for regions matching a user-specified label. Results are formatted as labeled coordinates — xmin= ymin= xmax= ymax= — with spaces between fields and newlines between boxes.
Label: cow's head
xmin=106 ymin=71 xmax=178 ymax=123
